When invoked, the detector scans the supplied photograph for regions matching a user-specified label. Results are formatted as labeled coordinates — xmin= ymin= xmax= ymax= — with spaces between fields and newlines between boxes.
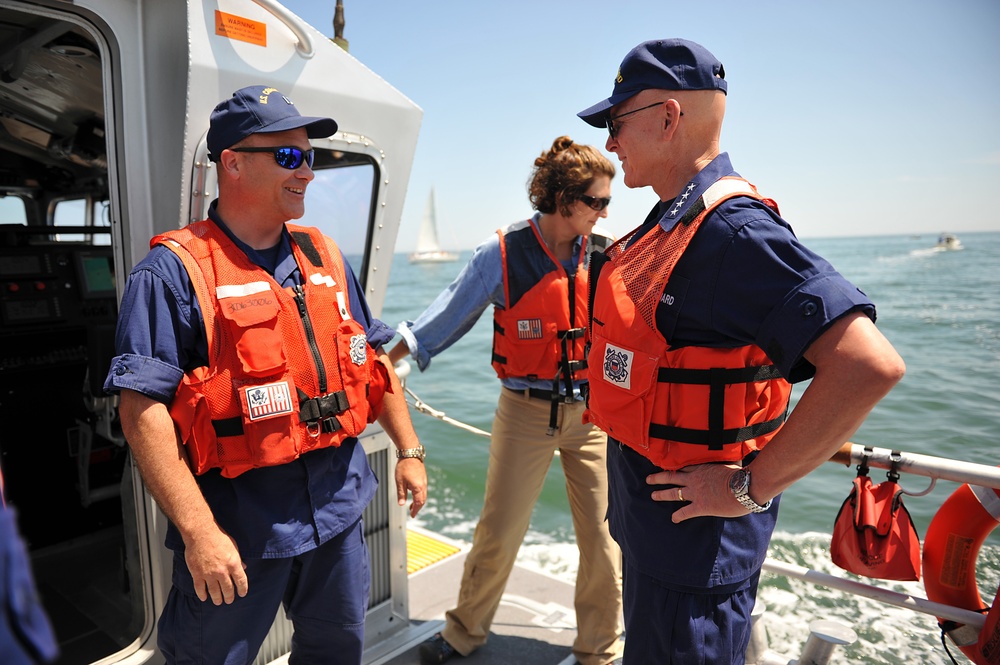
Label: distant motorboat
xmin=934 ymin=233 xmax=963 ymax=251
xmin=409 ymin=188 xmax=459 ymax=263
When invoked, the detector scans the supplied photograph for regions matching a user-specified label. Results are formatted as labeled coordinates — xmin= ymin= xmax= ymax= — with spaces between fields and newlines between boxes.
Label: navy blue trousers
xmin=621 ymin=560 xmax=759 ymax=665
xmin=158 ymin=517 xmax=369 ymax=665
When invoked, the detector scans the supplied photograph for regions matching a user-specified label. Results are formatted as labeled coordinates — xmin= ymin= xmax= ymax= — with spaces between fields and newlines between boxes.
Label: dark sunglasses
xmin=578 ymin=194 xmax=611 ymax=211
xmin=605 ymin=102 xmax=683 ymax=139
xmin=230 ymin=145 xmax=315 ymax=170
xmin=605 ymin=102 xmax=662 ymax=139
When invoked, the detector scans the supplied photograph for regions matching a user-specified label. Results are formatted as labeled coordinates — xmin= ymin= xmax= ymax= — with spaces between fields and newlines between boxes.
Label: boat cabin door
xmin=0 ymin=1 xmax=420 ymax=663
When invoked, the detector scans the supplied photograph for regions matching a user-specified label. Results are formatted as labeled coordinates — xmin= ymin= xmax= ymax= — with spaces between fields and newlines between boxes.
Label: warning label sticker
xmin=215 ymin=10 xmax=267 ymax=47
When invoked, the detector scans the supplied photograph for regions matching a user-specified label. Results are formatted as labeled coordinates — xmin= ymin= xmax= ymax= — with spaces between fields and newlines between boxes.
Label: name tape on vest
xmin=216 ymin=281 xmax=271 ymax=299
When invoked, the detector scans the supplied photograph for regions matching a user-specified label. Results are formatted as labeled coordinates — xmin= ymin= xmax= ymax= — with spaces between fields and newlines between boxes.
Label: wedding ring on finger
xmin=678 ymin=488 xmax=684 ymax=502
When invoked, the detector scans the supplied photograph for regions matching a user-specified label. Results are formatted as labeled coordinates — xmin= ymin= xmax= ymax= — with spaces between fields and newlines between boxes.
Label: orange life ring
xmin=922 ymin=482 xmax=1000 ymax=665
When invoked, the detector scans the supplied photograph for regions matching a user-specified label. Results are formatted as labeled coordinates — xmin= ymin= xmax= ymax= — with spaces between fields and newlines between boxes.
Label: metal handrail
xmin=761 ymin=558 xmax=988 ymax=631
xmin=829 ymin=442 xmax=1000 ymax=489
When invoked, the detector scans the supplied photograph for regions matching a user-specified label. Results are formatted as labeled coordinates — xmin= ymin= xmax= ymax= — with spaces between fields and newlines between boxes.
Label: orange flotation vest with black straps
xmin=584 ymin=177 xmax=792 ymax=470
xmin=152 ymin=220 xmax=387 ymax=478
xmin=492 ymin=219 xmax=609 ymax=386
xmin=492 ymin=219 xmax=612 ymax=433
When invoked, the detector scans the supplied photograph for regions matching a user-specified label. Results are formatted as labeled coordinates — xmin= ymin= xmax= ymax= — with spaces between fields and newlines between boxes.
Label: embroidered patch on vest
xmin=244 ymin=381 xmax=293 ymax=421
xmin=349 ymin=334 xmax=367 ymax=366
xmin=603 ymin=344 xmax=632 ymax=389
xmin=516 ymin=318 xmax=543 ymax=340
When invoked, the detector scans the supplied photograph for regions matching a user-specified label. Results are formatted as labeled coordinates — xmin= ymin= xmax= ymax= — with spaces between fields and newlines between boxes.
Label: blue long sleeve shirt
xmin=395 ymin=212 xmax=591 ymax=397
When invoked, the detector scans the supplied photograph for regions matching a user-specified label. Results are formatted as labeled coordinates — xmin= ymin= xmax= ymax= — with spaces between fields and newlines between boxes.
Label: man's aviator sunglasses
xmin=230 ymin=146 xmax=315 ymax=170
xmin=578 ymin=194 xmax=611 ymax=211
xmin=605 ymin=101 xmax=681 ymax=139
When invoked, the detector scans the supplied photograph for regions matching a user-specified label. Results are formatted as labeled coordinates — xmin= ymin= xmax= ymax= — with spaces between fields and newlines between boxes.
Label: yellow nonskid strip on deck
xmin=407 ymin=528 xmax=462 ymax=574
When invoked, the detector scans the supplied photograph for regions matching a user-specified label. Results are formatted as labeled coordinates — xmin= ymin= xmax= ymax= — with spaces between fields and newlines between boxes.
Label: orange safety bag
xmin=830 ymin=448 xmax=921 ymax=581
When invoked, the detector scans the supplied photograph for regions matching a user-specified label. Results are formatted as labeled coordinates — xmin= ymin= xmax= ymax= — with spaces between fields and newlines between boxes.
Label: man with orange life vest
xmin=104 ymin=86 xmax=427 ymax=664
xmin=577 ymin=40 xmax=905 ymax=663
xmin=389 ymin=137 xmax=624 ymax=665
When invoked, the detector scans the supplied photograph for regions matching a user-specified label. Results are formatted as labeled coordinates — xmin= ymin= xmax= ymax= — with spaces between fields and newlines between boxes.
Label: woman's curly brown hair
xmin=527 ymin=136 xmax=615 ymax=216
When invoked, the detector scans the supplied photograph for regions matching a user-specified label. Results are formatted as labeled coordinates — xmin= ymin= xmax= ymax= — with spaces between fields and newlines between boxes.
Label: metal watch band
xmin=396 ymin=445 xmax=425 ymax=461
xmin=735 ymin=492 xmax=771 ymax=513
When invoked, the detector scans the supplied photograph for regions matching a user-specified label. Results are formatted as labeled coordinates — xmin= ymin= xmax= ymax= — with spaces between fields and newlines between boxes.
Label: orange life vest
xmin=491 ymin=220 xmax=611 ymax=392
xmin=585 ymin=177 xmax=792 ymax=470
xmin=152 ymin=221 xmax=387 ymax=478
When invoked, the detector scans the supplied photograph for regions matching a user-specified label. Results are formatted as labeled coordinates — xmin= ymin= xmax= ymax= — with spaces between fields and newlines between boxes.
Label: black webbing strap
xmin=492 ymin=319 xmax=507 ymax=366
xmin=587 ymin=249 xmax=610 ymax=339
xmin=546 ymin=377 xmax=560 ymax=437
xmin=648 ymin=412 xmax=786 ymax=449
xmin=289 ymin=231 xmax=324 ymax=268
xmin=656 ymin=364 xmax=785 ymax=385
xmin=545 ymin=325 xmax=588 ymax=436
xmin=298 ymin=389 xmax=349 ymax=433
xmin=557 ymin=327 xmax=585 ymax=395
xmin=212 ymin=417 xmax=243 ymax=438
xmin=649 ymin=364 xmax=787 ymax=450
xmin=298 ymin=390 xmax=349 ymax=421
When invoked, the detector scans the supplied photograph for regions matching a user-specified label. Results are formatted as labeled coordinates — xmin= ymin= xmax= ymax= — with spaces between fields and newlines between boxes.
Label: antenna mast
xmin=332 ymin=0 xmax=348 ymax=51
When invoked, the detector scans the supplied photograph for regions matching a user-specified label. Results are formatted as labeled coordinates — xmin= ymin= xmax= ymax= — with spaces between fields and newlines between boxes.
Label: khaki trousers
xmin=441 ymin=388 xmax=624 ymax=665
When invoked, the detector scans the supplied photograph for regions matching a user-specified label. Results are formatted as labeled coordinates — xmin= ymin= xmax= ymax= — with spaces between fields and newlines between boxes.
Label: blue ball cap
xmin=578 ymin=39 xmax=727 ymax=127
xmin=207 ymin=85 xmax=338 ymax=160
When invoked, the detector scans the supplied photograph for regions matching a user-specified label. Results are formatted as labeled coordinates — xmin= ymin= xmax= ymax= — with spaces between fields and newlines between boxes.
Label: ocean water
xmin=381 ymin=231 xmax=1000 ymax=664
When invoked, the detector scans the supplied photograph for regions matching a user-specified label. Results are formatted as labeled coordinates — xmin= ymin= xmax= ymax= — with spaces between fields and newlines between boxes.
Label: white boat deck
xmin=370 ymin=528 xmax=584 ymax=665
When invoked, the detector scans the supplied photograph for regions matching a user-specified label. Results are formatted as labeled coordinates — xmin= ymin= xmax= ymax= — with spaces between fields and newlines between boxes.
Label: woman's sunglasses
xmin=578 ymin=194 xmax=611 ymax=211
xmin=230 ymin=146 xmax=315 ymax=170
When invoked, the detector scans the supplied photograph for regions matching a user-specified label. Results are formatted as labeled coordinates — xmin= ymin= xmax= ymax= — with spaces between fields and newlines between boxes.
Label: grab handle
xmin=251 ymin=0 xmax=314 ymax=58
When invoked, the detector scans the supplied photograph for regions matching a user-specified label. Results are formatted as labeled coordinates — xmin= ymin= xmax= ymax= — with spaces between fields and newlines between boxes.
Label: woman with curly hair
xmin=389 ymin=136 xmax=624 ymax=665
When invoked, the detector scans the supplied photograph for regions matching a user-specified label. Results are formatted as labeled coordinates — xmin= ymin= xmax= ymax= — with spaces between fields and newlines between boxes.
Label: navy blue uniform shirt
xmin=606 ymin=153 xmax=875 ymax=589
xmin=104 ymin=203 xmax=394 ymax=558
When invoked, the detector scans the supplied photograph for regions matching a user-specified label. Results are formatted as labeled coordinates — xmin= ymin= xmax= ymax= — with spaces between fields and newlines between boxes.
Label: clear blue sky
xmin=283 ymin=0 xmax=1000 ymax=252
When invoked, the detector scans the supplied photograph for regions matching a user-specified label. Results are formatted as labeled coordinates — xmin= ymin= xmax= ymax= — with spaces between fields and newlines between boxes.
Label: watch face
xmin=729 ymin=468 xmax=748 ymax=493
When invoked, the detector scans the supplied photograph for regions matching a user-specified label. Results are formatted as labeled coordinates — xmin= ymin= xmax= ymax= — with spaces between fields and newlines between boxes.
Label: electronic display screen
xmin=76 ymin=252 xmax=115 ymax=298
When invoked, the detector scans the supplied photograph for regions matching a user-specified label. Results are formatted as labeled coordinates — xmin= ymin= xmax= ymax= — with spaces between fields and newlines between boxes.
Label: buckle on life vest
xmin=299 ymin=390 xmax=349 ymax=436
xmin=558 ymin=327 xmax=586 ymax=341
xmin=299 ymin=390 xmax=349 ymax=420
xmin=305 ymin=415 xmax=343 ymax=438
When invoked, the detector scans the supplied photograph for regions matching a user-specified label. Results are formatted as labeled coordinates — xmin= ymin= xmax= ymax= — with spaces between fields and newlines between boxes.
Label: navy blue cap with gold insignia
xmin=578 ymin=39 xmax=726 ymax=127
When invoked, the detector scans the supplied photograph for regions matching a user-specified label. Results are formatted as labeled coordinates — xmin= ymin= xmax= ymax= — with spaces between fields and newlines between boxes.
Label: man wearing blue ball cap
xmin=106 ymin=86 xmax=428 ymax=664
xmin=578 ymin=40 xmax=904 ymax=663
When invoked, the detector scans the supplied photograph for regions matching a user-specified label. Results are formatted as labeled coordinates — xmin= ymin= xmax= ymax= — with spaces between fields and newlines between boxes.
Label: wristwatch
xmin=728 ymin=468 xmax=771 ymax=513
xmin=396 ymin=445 xmax=426 ymax=462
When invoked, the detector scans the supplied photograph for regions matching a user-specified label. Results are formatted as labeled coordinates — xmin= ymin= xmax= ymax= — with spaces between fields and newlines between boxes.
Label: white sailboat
xmin=409 ymin=187 xmax=459 ymax=263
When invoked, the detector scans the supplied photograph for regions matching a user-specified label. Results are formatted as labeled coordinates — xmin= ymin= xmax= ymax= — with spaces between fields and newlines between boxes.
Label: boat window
xmin=298 ymin=150 xmax=378 ymax=277
xmin=51 ymin=196 xmax=113 ymax=244
xmin=0 ymin=195 xmax=27 ymax=225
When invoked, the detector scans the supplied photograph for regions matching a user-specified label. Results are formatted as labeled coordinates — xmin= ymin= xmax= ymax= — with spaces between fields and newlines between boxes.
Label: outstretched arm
xmin=119 ymin=389 xmax=248 ymax=604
